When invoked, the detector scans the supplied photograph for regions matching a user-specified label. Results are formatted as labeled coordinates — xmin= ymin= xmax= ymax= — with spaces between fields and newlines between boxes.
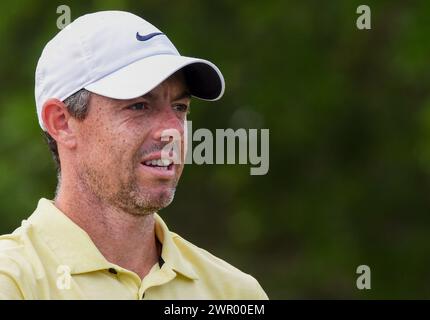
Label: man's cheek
xmin=176 ymin=163 xmax=185 ymax=177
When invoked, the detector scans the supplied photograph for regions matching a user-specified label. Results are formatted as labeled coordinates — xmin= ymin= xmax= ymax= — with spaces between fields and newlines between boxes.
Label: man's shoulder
xmin=170 ymin=231 xmax=268 ymax=299
xmin=0 ymin=222 xmax=38 ymax=273
xmin=0 ymin=224 xmax=29 ymax=260
xmin=0 ymin=223 xmax=40 ymax=299
xmin=171 ymin=231 xmax=248 ymax=276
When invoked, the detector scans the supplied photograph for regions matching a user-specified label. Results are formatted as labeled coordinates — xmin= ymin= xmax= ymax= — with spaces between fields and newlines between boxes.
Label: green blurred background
xmin=1 ymin=0 xmax=430 ymax=299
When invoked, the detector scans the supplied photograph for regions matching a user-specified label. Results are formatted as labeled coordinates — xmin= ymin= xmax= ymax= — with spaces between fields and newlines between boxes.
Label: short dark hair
xmin=43 ymin=89 xmax=91 ymax=173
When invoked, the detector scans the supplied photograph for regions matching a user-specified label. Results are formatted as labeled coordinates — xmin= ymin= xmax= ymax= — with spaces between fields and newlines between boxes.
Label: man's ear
xmin=41 ymin=98 xmax=77 ymax=150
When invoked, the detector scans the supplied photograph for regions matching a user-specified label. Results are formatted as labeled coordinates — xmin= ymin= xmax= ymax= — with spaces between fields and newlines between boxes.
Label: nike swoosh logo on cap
xmin=136 ymin=32 xmax=164 ymax=41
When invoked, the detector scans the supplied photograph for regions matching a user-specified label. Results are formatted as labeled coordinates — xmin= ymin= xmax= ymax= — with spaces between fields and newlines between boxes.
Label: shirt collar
xmin=154 ymin=214 xmax=198 ymax=280
xmin=27 ymin=198 xmax=198 ymax=280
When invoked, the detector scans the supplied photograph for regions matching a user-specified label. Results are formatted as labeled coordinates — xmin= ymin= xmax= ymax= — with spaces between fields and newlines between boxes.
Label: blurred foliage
xmin=1 ymin=0 xmax=430 ymax=299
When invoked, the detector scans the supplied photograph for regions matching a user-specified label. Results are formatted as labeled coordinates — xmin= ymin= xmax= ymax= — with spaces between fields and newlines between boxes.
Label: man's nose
xmin=152 ymin=109 xmax=184 ymax=142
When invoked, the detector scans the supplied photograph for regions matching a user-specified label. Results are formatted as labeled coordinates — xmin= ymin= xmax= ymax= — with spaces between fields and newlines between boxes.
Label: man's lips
xmin=139 ymin=152 xmax=177 ymax=178
xmin=141 ymin=151 xmax=180 ymax=164
xmin=139 ymin=163 xmax=175 ymax=177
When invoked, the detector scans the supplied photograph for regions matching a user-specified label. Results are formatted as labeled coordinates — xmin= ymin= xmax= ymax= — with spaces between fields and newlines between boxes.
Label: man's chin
xmin=130 ymin=188 xmax=176 ymax=215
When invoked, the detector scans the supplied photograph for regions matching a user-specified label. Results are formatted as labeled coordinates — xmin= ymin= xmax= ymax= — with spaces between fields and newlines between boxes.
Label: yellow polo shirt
xmin=0 ymin=198 xmax=268 ymax=300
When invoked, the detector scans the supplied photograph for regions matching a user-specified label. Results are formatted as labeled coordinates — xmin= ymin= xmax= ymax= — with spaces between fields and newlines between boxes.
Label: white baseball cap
xmin=35 ymin=10 xmax=225 ymax=130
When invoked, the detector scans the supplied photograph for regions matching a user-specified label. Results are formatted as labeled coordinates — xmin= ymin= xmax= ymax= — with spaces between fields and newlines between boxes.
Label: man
xmin=0 ymin=11 xmax=268 ymax=299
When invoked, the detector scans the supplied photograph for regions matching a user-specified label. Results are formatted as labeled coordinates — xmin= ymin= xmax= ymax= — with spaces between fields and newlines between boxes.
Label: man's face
xmin=74 ymin=72 xmax=190 ymax=215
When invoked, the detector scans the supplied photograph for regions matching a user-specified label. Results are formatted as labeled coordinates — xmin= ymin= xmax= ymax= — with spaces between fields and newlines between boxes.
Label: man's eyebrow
xmin=173 ymin=91 xmax=192 ymax=101
xmin=140 ymin=92 xmax=155 ymax=100
xmin=140 ymin=91 xmax=191 ymax=101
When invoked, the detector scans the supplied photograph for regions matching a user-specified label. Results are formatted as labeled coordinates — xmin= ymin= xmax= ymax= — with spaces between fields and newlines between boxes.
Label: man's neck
xmin=54 ymin=184 xmax=160 ymax=280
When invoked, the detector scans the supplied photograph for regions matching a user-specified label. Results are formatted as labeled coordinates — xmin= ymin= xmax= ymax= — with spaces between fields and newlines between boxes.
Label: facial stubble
xmin=79 ymin=151 xmax=179 ymax=216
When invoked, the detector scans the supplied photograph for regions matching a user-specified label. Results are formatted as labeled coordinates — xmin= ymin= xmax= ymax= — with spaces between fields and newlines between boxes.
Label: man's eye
xmin=174 ymin=104 xmax=190 ymax=113
xmin=128 ymin=102 xmax=148 ymax=111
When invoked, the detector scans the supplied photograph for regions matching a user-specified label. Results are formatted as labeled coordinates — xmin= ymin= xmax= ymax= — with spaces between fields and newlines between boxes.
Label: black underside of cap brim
xmin=182 ymin=62 xmax=222 ymax=100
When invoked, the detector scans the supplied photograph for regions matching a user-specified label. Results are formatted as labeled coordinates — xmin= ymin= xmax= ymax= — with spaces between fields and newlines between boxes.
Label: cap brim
xmin=85 ymin=54 xmax=225 ymax=101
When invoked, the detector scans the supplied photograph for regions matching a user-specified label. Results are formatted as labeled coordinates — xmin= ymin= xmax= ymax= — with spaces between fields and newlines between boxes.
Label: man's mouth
xmin=139 ymin=151 xmax=178 ymax=178
xmin=142 ymin=158 xmax=174 ymax=171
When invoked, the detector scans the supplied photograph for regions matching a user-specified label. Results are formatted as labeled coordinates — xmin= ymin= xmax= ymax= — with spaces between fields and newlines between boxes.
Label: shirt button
xmin=108 ymin=268 xmax=118 ymax=274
